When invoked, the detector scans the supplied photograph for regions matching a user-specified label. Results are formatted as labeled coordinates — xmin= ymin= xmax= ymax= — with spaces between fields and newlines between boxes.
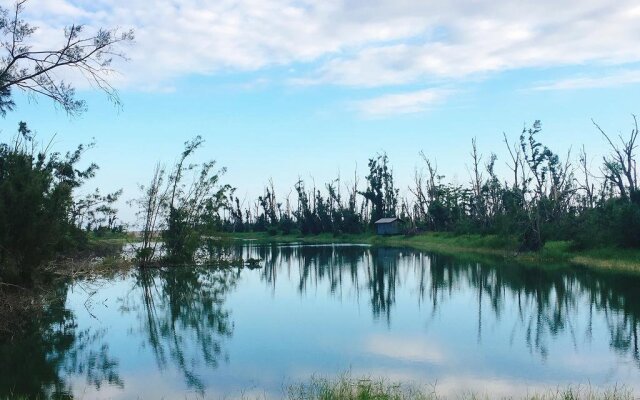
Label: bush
xmin=0 ymin=123 xmax=95 ymax=284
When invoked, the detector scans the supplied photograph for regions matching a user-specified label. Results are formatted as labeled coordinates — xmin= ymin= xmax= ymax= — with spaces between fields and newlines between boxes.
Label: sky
xmin=3 ymin=0 xmax=640 ymax=223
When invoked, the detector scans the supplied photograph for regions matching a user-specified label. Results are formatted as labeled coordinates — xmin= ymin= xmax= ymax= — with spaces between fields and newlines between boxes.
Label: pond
xmin=1 ymin=243 xmax=640 ymax=399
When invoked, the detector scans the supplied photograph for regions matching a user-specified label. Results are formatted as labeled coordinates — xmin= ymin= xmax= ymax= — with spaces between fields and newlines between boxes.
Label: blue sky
xmin=4 ymin=0 xmax=640 ymax=222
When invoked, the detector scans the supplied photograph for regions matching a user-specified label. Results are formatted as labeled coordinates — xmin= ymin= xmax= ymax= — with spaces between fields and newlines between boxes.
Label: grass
xmin=286 ymin=375 xmax=435 ymax=400
xmin=86 ymin=229 xmax=640 ymax=273
xmin=1 ymin=376 xmax=633 ymax=400
xmin=223 ymin=231 xmax=640 ymax=274
xmin=285 ymin=374 xmax=634 ymax=400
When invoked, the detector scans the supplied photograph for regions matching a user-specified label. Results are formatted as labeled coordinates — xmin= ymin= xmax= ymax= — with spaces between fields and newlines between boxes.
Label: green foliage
xmin=360 ymin=153 xmax=398 ymax=224
xmin=133 ymin=136 xmax=232 ymax=264
xmin=573 ymin=195 xmax=640 ymax=249
xmin=0 ymin=1 xmax=134 ymax=116
xmin=0 ymin=123 xmax=97 ymax=284
xmin=294 ymin=180 xmax=320 ymax=235
xmin=222 ymin=117 xmax=640 ymax=253
xmin=72 ymin=188 xmax=124 ymax=233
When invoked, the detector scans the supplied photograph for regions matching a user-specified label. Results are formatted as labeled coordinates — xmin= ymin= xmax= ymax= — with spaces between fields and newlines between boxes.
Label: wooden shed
xmin=374 ymin=217 xmax=403 ymax=235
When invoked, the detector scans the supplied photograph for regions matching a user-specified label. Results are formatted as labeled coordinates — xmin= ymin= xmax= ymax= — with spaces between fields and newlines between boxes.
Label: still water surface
xmin=2 ymin=243 xmax=640 ymax=398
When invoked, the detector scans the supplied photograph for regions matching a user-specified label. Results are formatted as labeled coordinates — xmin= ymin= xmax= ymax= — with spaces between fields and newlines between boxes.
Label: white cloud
xmin=363 ymin=334 xmax=446 ymax=363
xmin=353 ymin=88 xmax=452 ymax=117
xmin=7 ymin=0 xmax=640 ymax=91
xmin=532 ymin=69 xmax=640 ymax=90
xmin=310 ymin=3 xmax=640 ymax=87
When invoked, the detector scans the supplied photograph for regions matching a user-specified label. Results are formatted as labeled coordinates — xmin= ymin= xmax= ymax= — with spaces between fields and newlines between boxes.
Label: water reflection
xmin=124 ymin=267 xmax=239 ymax=394
xmin=0 ymin=281 xmax=121 ymax=398
xmin=238 ymin=243 xmax=640 ymax=365
xmin=1 ymin=243 xmax=639 ymax=398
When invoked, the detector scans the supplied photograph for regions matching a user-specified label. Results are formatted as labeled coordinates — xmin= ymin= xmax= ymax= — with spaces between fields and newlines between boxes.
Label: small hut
xmin=374 ymin=217 xmax=403 ymax=235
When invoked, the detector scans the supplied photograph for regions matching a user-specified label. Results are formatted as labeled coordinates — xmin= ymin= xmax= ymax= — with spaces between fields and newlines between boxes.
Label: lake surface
xmin=2 ymin=243 xmax=640 ymax=399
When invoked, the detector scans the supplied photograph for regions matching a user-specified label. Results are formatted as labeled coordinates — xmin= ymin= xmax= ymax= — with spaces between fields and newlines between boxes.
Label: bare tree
xmin=577 ymin=146 xmax=595 ymax=209
xmin=469 ymin=137 xmax=483 ymax=199
xmin=409 ymin=167 xmax=427 ymax=221
xmin=503 ymin=132 xmax=523 ymax=189
xmin=0 ymin=0 xmax=134 ymax=116
xmin=593 ymin=116 xmax=639 ymax=200
xmin=419 ymin=151 xmax=441 ymax=203
xmin=130 ymin=163 xmax=169 ymax=264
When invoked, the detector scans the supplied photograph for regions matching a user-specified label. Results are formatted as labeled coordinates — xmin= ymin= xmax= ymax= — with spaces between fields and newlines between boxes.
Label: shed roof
xmin=374 ymin=217 xmax=403 ymax=224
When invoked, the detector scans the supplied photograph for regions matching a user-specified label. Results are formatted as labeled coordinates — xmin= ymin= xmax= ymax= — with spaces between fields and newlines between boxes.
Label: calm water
xmin=2 ymin=243 xmax=640 ymax=399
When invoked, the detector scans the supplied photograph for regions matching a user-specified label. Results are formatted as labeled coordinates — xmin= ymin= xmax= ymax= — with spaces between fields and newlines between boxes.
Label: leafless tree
xmin=130 ymin=163 xmax=169 ymax=264
xmin=409 ymin=167 xmax=427 ymax=221
xmin=503 ymin=132 xmax=524 ymax=189
xmin=593 ymin=116 xmax=639 ymax=200
xmin=469 ymin=137 xmax=483 ymax=199
xmin=577 ymin=146 xmax=595 ymax=209
xmin=0 ymin=0 xmax=134 ymax=116
xmin=419 ymin=151 xmax=441 ymax=203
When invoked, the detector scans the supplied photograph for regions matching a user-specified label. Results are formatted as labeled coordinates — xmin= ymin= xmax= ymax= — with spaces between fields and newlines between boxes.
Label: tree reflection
xmin=366 ymin=248 xmax=399 ymax=323
xmin=0 ymin=281 xmax=122 ymax=399
xmin=2 ymin=244 xmax=639 ymax=397
xmin=127 ymin=266 xmax=239 ymax=394
xmin=241 ymin=243 xmax=640 ymax=367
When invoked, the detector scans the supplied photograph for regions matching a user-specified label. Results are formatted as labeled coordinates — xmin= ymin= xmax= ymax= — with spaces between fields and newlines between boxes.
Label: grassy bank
xmin=223 ymin=231 xmax=640 ymax=273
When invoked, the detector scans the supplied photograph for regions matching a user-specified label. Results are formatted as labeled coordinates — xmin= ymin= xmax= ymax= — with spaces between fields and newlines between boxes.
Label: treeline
xmin=224 ymin=154 xmax=397 ymax=236
xmin=3 ymin=117 xmax=640 ymax=285
xmin=220 ymin=119 xmax=640 ymax=251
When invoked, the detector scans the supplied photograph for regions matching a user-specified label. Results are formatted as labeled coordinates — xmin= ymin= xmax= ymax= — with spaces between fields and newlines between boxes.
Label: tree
xmin=360 ymin=153 xmax=398 ymax=224
xmin=72 ymin=188 xmax=123 ymax=232
xmin=0 ymin=122 xmax=97 ymax=284
xmin=130 ymin=163 xmax=168 ymax=264
xmin=164 ymin=136 xmax=232 ymax=263
xmin=132 ymin=137 xmax=232 ymax=264
xmin=0 ymin=0 xmax=134 ymax=116
xmin=593 ymin=116 xmax=639 ymax=200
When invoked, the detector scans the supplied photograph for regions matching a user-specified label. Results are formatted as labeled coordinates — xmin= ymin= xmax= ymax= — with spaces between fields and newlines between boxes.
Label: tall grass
xmin=1 ymin=375 xmax=634 ymax=399
xmin=286 ymin=375 xmax=435 ymax=400
xmin=285 ymin=374 xmax=634 ymax=400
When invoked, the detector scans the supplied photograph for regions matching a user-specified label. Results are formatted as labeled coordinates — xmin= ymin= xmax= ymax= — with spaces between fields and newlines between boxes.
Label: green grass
xmin=223 ymin=231 xmax=640 ymax=274
xmin=86 ymin=229 xmax=640 ymax=273
xmin=225 ymin=231 xmax=513 ymax=249
xmin=285 ymin=374 xmax=633 ymax=400
xmin=0 ymin=376 xmax=634 ymax=399
xmin=286 ymin=374 xmax=434 ymax=400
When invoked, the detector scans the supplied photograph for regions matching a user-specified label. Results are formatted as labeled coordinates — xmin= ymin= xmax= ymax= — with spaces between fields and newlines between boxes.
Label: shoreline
xmin=221 ymin=231 xmax=640 ymax=274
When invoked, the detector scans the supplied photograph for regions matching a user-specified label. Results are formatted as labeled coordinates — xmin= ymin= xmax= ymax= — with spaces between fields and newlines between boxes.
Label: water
xmin=2 ymin=243 xmax=640 ymax=399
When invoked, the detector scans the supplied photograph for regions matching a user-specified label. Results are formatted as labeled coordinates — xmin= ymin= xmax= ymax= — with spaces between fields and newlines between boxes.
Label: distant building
xmin=374 ymin=217 xmax=403 ymax=235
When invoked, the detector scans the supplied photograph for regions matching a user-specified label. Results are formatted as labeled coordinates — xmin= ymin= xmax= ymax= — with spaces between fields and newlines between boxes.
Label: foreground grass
xmin=287 ymin=375 xmax=435 ymax=400
xmin=1 ymin=376 xmax=633 ymax=400
xmin=285 ymin=375 xmax=634 ymax=400
xmin=225 ymin=231 xmax=640 ymax=273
